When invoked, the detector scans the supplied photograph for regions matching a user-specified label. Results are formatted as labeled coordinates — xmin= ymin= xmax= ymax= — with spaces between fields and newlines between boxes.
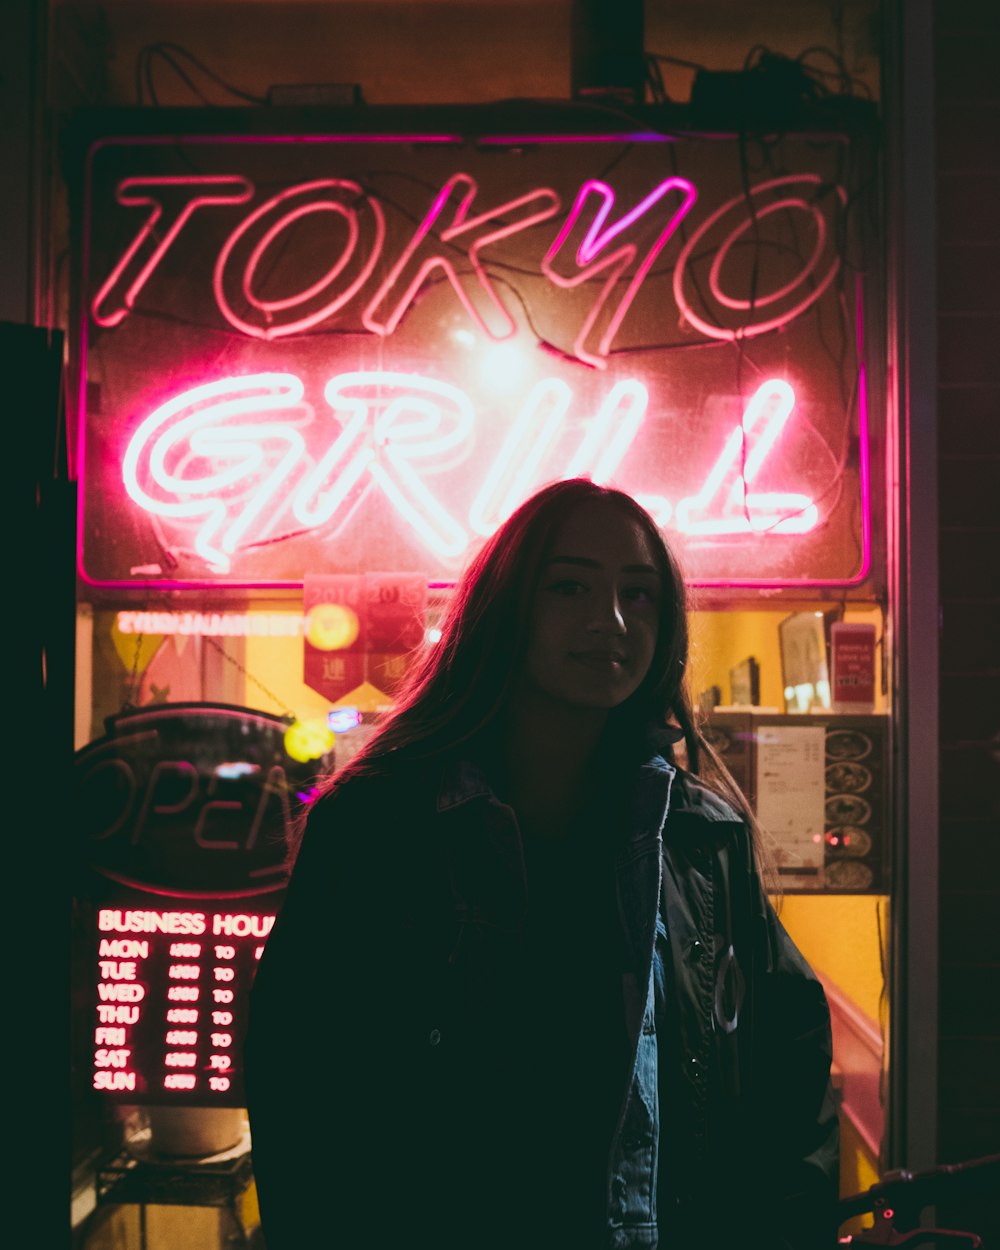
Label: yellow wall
xmin=239 ymin=608 xmax=326 ymax=720
xmin=777 ymin=894 xmax=888 ymax=1025
xmin=689 ymin=605 xmax=885 ymax=713
xmin=778 ymin=894 xmax=888 ymax=1224
xmin=689 ymin=604 xmax=890 ymax=1034
xmin=690 ymin=608 xmax=789 ymax=710
xmin=241 ymin=603 xmax=886 ymax=725
xmin=244 ymin=606 xmax=406 ymax=720
xmin=838 ymin=1114 xmax=881 ymax=1234
xmin=242 ymin=603 xmax=886 ymax=731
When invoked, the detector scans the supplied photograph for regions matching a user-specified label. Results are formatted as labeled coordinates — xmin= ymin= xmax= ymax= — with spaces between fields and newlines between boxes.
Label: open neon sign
xmin=79 ymin=132 xmax=869 ymax=587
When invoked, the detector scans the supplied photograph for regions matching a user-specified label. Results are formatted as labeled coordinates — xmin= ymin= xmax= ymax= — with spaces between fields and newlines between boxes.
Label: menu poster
xmin=755 ymin=724 xmax=827 ymax=887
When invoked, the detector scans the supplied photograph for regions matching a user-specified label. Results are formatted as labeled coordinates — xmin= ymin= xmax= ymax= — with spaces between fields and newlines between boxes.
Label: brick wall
xmin=933 ymin=2 xmax=1000 ymax=1242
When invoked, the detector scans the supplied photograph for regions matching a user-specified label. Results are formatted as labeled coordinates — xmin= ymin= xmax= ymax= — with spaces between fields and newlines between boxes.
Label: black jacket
xmin=243 ymin=752 xmax=839 ymax=1250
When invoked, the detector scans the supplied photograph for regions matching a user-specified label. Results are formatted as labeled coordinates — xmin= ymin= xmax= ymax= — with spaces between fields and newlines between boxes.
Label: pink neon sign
xmin=672 ymin=175 xmax=848 ymax=341
xmin=89 ymin=905 xmax=273 ymax=1104
xmin=78 ymin=131 xmax=871 ymax=588
xmin=122 ymin=370 xmax=823 ymax=569
xmin=214 ymin=180 xmax=386 ymax=339
xmin=362 ymin=173 xmax=561 ymax=341
xmin=92 ymin=176 xmax=254 ymax=328
xmin=542 ymin=176 xmax=697 ymax=368
xmin=87 ymin=170 xmax=840 ymax=365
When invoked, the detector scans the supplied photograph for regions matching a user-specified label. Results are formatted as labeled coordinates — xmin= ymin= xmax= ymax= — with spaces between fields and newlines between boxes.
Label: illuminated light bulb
xmin=284 ymin=718 xmax=335 ymax=763
xmin=426 ymin=627 xmax=443 ymax=644
xmin=305 ymin=602 xmax=360 ymax=651
xmin=477 ymin=341 xmax=530 ymax=394
xmin=214 ymin=761 xmax=260 ymax=780
xmin=327 ymin=707 xmax=361 ymax=733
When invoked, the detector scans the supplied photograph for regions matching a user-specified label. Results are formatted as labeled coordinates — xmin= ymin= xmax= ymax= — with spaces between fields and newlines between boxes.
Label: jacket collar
xmin=436 ymin=756 xmax=496 ymax=812
xmin=436 ymin=751 xmax=678 ymax=819
xmin=433 ymin=751 xmax=677 ymax=947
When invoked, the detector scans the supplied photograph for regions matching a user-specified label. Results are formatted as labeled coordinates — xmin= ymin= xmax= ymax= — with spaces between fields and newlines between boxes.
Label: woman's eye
xmin=548 ymin=579 xmax=586 ymax=596
xmin=623 ymin=585 xmax=657 ymax=605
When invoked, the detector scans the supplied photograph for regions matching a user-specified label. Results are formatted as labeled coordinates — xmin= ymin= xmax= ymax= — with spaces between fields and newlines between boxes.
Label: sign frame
xmin=65 ymin=102 xmax=885 ymax=599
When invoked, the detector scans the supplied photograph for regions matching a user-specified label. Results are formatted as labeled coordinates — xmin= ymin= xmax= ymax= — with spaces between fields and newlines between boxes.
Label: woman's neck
xmin=497 ymin=685 xmax=608 ymax=838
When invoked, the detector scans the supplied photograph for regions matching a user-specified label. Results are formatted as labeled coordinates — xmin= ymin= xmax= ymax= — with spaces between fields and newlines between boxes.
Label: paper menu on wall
xmin=755 ymin=725 xmax=826 ymax=887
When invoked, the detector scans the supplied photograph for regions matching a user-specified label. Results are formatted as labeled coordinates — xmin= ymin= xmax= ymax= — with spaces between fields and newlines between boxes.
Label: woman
xmin=243 ymin=478 xmax=839 ymax=1250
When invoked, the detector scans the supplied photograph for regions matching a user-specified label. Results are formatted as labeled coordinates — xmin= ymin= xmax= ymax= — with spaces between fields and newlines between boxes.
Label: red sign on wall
xmin=302 ymin=572 xmax=426 ymax=701
xmin=72 ymin=111 xmax=877 ymax=591
xmin=830 ymin=622 xmax=877 ymax=713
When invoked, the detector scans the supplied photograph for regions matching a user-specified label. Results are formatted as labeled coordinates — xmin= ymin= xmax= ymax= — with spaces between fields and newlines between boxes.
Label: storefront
xmin=62 ymin=92 xmax=898 ymax=1242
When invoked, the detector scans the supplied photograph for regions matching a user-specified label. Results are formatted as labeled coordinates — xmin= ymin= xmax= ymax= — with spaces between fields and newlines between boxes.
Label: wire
xmin=646 ymin=51 xmax=710 ymax=74
xmin=135 ymin=42 xmax=266 ymax=107
xmin=644 ymin=55 xmax=669 ymax=106
xmin=796 ymin=45 xmax=874 ymax=101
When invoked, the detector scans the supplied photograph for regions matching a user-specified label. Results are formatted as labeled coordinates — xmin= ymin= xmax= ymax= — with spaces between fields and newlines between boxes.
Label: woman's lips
xmin=570 ymin=651 xmax=626 ymax=670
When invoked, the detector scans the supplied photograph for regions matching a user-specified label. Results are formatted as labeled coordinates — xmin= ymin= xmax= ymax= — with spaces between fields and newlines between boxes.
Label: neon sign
xmin=87 ymin=904 xmax=274 ymax=1104
xmin=89 ymin=170 xmax=843 ymax=361
xmin=77 ymin=127 xmax=872 ymax=587
xmin=73 ymin=705 xmax=320 ymax=1107
xmin=74 ymin=704 xmax=325 ymax=896
xmin=542 ymin=176 xmax=698 ymax=367
xmin=123 ymin=370 xmax=818 ymax=571
xmin=92 ymin=175 xmax=254 ymax=328
xmin=116 ymin=611 xmax=307 ymax=637
xmin=362 ymin=173 xmax=561 ymax=341
xmin=672 ymin=175 xmax=846 ymax=341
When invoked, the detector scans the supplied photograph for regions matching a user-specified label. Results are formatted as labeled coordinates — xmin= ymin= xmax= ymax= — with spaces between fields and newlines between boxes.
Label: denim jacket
xmin=244 ymin=750 xmax=838 ymax=1250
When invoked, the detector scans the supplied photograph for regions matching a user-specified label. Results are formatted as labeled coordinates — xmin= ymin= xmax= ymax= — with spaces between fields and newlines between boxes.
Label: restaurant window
xmin=68 ymin=103 xmax=889 ymax=1208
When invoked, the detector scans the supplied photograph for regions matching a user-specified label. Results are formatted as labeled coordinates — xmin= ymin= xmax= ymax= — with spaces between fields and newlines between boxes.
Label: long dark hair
xmin=313 ymin=478 xmax=770 ymax=873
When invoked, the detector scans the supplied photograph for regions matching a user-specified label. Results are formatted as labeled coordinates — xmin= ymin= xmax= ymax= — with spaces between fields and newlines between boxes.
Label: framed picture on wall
xmin=778 ymin=609 xmax=841 ymax=713
xmin=729 ymin=655 xmax=760 ymax=706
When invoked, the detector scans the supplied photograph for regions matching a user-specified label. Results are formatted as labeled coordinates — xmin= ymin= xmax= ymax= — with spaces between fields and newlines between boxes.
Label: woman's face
xmin=520 ymin=499 xmax=662 ymax=713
